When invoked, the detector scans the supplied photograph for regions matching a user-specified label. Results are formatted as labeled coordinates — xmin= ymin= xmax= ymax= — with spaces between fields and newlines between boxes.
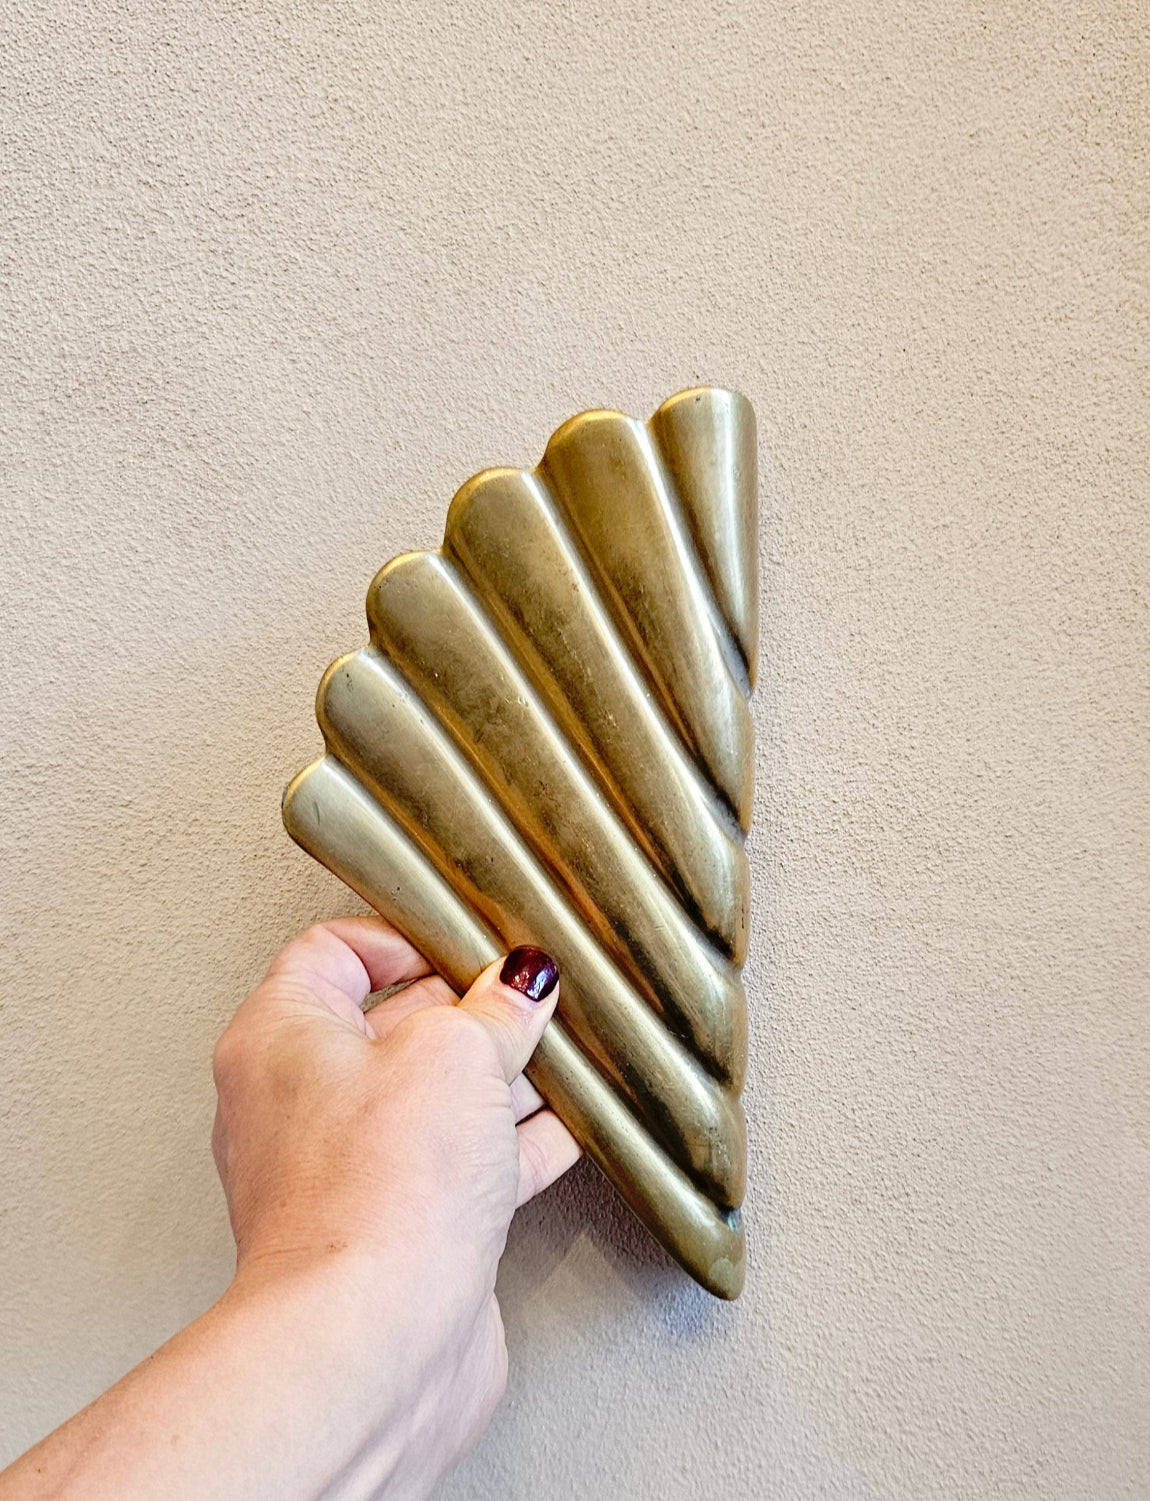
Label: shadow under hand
xmin=498 ymin=1156 xmax=731 ymax=1345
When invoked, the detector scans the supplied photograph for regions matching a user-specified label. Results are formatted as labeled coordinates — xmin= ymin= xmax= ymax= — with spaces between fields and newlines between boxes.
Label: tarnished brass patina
xmin=284 ymin=387 xmax=757 ymax=1299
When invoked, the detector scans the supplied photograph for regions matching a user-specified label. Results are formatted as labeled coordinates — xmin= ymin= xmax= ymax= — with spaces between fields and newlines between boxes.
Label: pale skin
xmin=0 ymin=917 xmax=581 ymax=1500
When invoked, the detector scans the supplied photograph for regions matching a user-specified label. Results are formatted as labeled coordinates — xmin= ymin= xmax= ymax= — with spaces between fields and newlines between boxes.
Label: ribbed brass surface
xmin=283 ymin=386 xmax=757 ymax=1299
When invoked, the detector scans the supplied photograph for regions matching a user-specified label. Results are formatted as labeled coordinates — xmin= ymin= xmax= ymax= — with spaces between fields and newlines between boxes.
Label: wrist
xmin=223 ymin=1239 xmax=494 ymax=1500
xmin=230 ymin=1203 xmax=495 ymax=1345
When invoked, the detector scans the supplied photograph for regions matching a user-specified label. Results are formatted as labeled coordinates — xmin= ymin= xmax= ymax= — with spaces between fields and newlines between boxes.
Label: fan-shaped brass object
xmin=283 ymin=387 xmax=757 ymax=1298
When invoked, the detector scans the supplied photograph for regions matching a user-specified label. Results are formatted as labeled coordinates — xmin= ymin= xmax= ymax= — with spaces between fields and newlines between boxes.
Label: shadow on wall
xmin=498 ymin=1155 xmax=733 ymax=1343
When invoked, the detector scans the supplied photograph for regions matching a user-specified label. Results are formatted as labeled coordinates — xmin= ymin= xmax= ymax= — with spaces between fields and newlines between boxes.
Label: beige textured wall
xmin=2 ymin=1 xmax=1147 ymax=1493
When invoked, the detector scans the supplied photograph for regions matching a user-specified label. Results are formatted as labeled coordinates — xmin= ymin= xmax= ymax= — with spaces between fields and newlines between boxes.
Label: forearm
xmin=0 ymin=1252 xmax=447 ymax=1501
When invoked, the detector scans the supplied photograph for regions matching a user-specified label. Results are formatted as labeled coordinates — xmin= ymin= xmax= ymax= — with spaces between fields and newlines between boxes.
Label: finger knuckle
xmin=393 ymin=1003 xmax=490 ymax=1066
xmin=301 ymin=921 xmax=337 ymax=948
xmin=269 ymin=923 xmax=328 ymax=970
xmin=210 ymin=1023 xmax=247 ymax=1090
xmin=275 ymin=920 xmax=346 ymax=978
xmin=519 ymin=1131 xmax=549 ymax=1201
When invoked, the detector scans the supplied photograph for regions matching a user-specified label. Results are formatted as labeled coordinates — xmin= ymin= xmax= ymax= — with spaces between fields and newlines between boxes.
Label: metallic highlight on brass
xmin=283 ymin=387 xmax=757 ymax=1299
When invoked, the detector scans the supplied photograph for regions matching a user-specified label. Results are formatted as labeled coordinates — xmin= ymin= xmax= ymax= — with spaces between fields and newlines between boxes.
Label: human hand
xmin=210 ymin=916 xmax=581 ymax=1494
xmin=0 ymin=917 xmax=580 ymax=1501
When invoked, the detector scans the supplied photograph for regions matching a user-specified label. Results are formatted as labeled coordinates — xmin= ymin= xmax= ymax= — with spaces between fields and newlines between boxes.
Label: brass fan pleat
xmin=443 ymin=467 xmax=750 ymax=961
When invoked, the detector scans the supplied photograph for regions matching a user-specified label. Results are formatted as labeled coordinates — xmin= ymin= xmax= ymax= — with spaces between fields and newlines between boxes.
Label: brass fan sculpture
xmin=283 ymin=386 xmax=757 ymax=1299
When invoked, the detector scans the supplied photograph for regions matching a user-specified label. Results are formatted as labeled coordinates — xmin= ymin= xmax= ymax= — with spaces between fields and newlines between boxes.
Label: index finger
xmin=263 ymin=915 xmax=434 ymax=1010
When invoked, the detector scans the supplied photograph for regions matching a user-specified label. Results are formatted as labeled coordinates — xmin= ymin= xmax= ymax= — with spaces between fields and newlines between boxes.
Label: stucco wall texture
xmin=2 ymin=1 xmax=1147 ymax=1494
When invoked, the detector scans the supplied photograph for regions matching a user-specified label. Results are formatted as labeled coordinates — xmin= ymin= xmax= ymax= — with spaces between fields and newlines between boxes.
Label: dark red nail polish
xmin=500 ymin=946 xmax=559 ymax=1002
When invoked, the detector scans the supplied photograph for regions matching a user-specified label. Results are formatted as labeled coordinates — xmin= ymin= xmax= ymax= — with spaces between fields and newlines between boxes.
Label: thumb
xmin=456 ymin=946 xmax=560 ymax=1084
